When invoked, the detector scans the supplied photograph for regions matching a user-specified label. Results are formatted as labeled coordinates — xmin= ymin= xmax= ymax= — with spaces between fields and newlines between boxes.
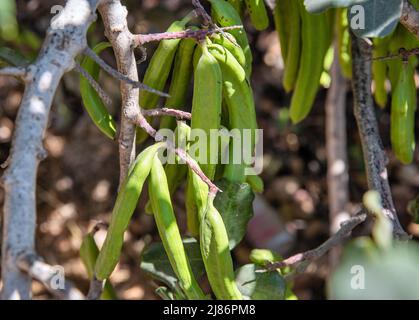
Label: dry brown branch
xmin=267 ymin=212 xmax=367 ymax=271
xmin=350 ymin=34 xmax=408 ymax=240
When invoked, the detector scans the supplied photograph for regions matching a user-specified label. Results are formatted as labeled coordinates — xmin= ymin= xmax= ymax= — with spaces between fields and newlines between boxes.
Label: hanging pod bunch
xmin=159 ymin=33 xmax=197 ymax=131
xmin=206 ymin=42 xmax=258 ymax=183
xmin=187 ymin=168 xmax=243 ymax=299
xmin=288 ymin=0 xmax=332 ymax=123
xmin=200 ymin=193 xmax=243 ymax=299
xmin=94 ymin=142 xmax=165 ymax=280
xmin=190 ymin=43 xmax=223 ymax=180
xmin=272 ymin=0 xmax=333 ymax=122
xmin=208 ymin=0 xmax=253 ymax=78
xmin=148 ymin=154 xmax=206 ymax=300
xmin=137 ymin=13 xmax=194 ymax=143
xmin=79 ymin=42 xmax=117 ymax=139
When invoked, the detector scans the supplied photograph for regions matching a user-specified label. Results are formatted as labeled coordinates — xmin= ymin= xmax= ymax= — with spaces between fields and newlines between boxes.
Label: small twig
xmin=266 ymin=212 xmax=368 ymax=271
xmin=83 ymin=47 xmax=169 ymax=98
xmin=400 ymin=0 xmax=419 ymax=39
xmin=125 ymin=107 xmax=221 ymax=195
xmin=87 ymin=275 xmax=104 ymax=300
xmin=371 ymin=47 xmax=419 ymax=62
xmin=0 ymin=66 xmax=27 ymax=78
xmin=141 ymin=108 xmax=191 ymax=120
xmin=75 ymin=62 xmax=112 ymax=106
xmin=17 ymin=252 xmax=84 ymax=300
xmin=133 ymin=26 xmax=243 ymax=47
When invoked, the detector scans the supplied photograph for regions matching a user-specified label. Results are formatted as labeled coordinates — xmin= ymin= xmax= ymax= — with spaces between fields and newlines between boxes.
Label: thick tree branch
xmin=401 ymin=0 xmax=419 ymax=38
xmin=1 ymin=0 xmax=100 ymax=300
xmin=267 ymin=212 xmax=367 ymax=271
xmin=350 ymin=34 xmax=408 ymax=240
xmin=17 ymin=253 xmax=84 ymax=300
xmin=98 ymin=0 xmax=139 ymax=188
xmin=326 ymin=47 xmax=350 ymax=269
xmin=83 ymin=46 xmax=169 ymax=98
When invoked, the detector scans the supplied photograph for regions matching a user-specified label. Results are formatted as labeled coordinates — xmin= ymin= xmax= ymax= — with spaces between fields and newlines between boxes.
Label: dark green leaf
xmin=348 ymin=0 xmax=403 ymax=38
xmin=235 ymin=264 xmax=286 ymax=300
xmin=214 ymin=179 xmax=255 ymax=249
xmin=139 ymin=238 xmax=205 ymax=291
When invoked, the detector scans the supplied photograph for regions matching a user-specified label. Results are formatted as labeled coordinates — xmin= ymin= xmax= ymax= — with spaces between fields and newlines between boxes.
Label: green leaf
xmin=140 ymin=238 xmax=205 ymax=291
xmin=304 ymin=0 xmax=403 ymax=38
xmin=214 ymin=179 xmax=255 ymax=249
xmin=348 ymin=0 xmax=403 ymax=38
xmin=0 ymin=0 xmax=18 ymax=41
xmin=329 ymin=239 xmax=419 ymax=299
xmin=235 ymin=264 xmax=286 ymax=300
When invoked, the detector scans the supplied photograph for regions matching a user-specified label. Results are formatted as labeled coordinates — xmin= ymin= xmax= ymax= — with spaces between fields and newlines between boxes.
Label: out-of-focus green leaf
xmin=140 ymin=238 xmax=205 ymax=291
xmin=214 ymin=179 xmax=255 ymax=249
xmin=329 ymin=240 xmax=419 ymax=299
xmin=0 ymin=47 xmax=29 ymax=66
xmin=235 ymin=264 xmax=286 ymax=300
xmin=0 ymin=0 xmax=18 ymax=41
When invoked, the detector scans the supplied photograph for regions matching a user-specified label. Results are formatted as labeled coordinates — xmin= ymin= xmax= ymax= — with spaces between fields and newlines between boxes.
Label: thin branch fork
xmin=125 ymin=107 xmax=221 ymax=195
xmin=83 ymin=46 xmax=169 ymax=98
xmin=17 ymin=253 xmax=84 ymax=300
xmin=266 ymin=212 xmax=367 ymax=271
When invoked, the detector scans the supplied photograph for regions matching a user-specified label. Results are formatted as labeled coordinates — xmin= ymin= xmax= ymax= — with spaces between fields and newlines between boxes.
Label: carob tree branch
xmin=401 ymin=0 xmax=419 ymax=38
xmin=132 ymin=26 xmax=243 ymax=47
xmin=141 ymin=108 xmax=191 ymax=119
xmin=75 ymin=62 xmax=113 ymax=106
xmin=0 ymin=0 xmax=101 ymax=300
xmin=17 ymin=253 xmax=84 ymax=300
xmin=124 ymin=107 xmax=221 ymax=195
xmin=98 ymin=0 xmax=141 ymax=188
xmin=350 ymin=34 xmax=408 ymax=240
xmin=325 ymin=45 xmax=350 ymax=269
xmin=83 ymin=46 xmax=170 ymax=98
xmin=267 ymin=212 xmax=367 ymax=271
